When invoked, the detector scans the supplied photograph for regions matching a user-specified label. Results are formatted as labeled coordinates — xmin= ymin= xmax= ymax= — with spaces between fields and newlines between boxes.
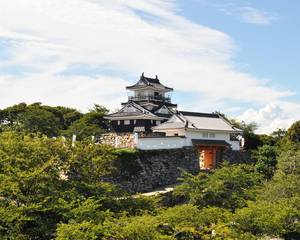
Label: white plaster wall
xmin=150 ymin=130 xmax=238 ymax=150
xmin=229 ymin=141 xmax=240 ymax=150
xmin=164 ymin=129 xmax=186 ymax=136
xmin=183 ymin=130 xmax=230 ymax=146
xmin=138 ymin=137 xmax=186 ymax=150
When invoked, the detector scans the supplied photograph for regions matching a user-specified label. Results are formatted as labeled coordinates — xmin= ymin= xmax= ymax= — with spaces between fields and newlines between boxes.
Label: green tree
xmin=0 ymin=102 xmax=66 ymax=136
xmin=255 ymin=145 xmax=278 ymax=180
xmin=0 ymin=102 xmax=27 ymax=132
xmin=62 ymin=104 xmax=109 ymax=140
xmin=235 ymin=197 xmax=300 ymax=240
xmin=0 ymin=131 xmax=119 ymax=239
xmin=286 ymin=121 xmax=300 ymax=143
xmin=271 ymin=128 xmax=286 ymax=141
xmin=57 ymin=106 xmax=83 ymax=129
xmin=175 ymin=163 xmax=263 ymax=212
xmin=21 ymin=107 xmax=62 ymax=137
xmin=258 ymin=134 xmax=276 ymax=146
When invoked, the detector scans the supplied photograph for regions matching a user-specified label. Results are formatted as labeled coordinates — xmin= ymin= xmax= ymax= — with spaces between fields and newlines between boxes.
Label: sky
xmin=0 ymin=0 xmax=300 ymax=134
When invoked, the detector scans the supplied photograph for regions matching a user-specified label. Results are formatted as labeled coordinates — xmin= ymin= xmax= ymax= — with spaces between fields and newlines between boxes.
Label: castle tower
xmin=104 ymin=73 xmax=177 ymax=133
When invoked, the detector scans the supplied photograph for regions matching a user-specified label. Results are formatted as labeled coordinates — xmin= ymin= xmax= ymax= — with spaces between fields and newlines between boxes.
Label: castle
xmin=104 ymin=73 xmax=242 ymax=169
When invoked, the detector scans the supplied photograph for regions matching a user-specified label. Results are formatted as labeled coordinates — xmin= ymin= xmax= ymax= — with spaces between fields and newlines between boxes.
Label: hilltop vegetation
xmin=0 ymin=102 xmax=109 ymax=140
xmin=1 ymin=103 xmax=300 ymax=239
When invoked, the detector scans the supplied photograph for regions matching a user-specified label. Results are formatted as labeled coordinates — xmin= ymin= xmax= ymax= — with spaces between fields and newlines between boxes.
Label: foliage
xmin=255 ymin=145 xmax=278 ymax=180
xmin=113 ymin=149 xmax=142 ymax=180
xmin=0 ymin=102 xmax=109 ymax=140
xmin=0 ymin=131 xmax=120 ymax=239
xmin=271 ymin=128 xmax=286 ymax=141
xmin=235 ymin=197 xmax=300 ymax=240
xmin=258 ymin=134 xmax=276 ymax=146
xmin=4 ymin=107 xmax=300 ymax=238
xmin=56 ymin=106 xmax=83 ymax=129
xmin=61 ymin=104 xmax=109 ymax=141
xmin=175 ymin=163 xmax=263 ymax=212
xmin=286 ymin=121 xmax=300 ymax=143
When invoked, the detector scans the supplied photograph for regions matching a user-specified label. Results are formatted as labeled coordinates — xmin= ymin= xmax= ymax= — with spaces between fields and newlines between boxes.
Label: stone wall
xmin=103 ymin=146 xmax=199 ymax=193
xmin=101 ymin=141 xmax=256 ymax=193
xmin=100 ymin=132 xmax=166 ymax=150
xmin=100 ymin=133 xmax=136 ymax=150
xmin=219 ymin=147 xmax=257 ymax=165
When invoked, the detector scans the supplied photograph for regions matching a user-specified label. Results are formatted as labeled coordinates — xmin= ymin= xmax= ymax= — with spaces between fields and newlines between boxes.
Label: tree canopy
xmin=2 ymin=104 xmax=300 ymax=239
xmin=0 ymin=102 xmax=109 ymax=139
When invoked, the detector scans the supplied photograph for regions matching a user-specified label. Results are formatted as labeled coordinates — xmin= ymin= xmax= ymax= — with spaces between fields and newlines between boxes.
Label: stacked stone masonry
xmin=100 ymin=133 xmax=136 ymax=150
xmin=100 ymin=134 xmax=256 ymax=193
xmin=219 ymin=148 xmax=257 ymax=165
xmin=103 ymin=147 xmax=199 ymax=193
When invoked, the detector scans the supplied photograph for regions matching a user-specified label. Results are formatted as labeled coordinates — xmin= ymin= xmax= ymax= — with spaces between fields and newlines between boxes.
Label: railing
xmin=128 ymin=94 xmax=171 ymax=102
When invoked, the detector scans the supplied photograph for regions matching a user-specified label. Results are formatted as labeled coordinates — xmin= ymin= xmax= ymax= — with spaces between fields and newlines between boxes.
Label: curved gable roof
xmin=126 ymin=74 xmax=173 ymax=92
xmin=152 ymin=111 xmax=243 ymax=133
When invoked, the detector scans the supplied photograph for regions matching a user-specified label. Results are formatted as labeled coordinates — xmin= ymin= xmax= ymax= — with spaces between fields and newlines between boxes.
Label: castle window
xmin=209 ymin=133 xmax=215 ymax=138
xmin=202 ymin=133 xmax=208 ymax=138
xmin=117 ymin=120 xmax=120 ymax=125
xmin=124 ymin=120 xmax=130 ymax=125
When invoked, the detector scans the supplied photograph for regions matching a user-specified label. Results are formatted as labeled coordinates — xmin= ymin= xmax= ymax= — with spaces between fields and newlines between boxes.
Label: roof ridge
xmin=131 ymin=101 xmax=157 ymax=116
xmin=217 ymin=114 xmax=243 ymax=132
xmin=177 ymin=110 xmax=196 ymax=129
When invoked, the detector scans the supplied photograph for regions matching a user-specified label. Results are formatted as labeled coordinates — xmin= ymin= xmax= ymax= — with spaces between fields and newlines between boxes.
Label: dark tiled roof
xmin=155 ymin=113 xmax=172 ymax=118
xmin=192 ymin=139 xmax=231 ymax=146
xmin=105 ymin=112 xmax=145 ymax=118
xmin=104 ymin=101 xmax=171 ymax=119
xmin=126 ymin=74 xmax=173 ymax=91
xmin=179 ymin=111 xmax=219 ymax=118
xmin=139 ymin=135 xmax=186 ymax=139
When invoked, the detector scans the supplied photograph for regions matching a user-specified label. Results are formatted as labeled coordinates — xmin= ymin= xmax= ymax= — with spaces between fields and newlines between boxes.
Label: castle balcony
xmin=128 ymin=94 xmax=171 ymax=103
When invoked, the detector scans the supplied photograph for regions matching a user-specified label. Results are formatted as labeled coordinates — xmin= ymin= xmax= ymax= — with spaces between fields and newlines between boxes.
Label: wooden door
xmin=205 ymin=150 xmax=214 ymax=169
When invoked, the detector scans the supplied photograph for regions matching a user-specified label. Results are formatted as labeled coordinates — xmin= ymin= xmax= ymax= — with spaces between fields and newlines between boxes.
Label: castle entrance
xmin=197 ymin=148 xmax=218 ymax=170
xmin=192 ymin=139 xmax=231 ymax=170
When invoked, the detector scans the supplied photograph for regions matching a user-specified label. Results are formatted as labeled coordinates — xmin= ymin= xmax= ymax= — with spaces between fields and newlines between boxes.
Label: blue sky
xmin=0 ymin=0 xmax=300 ymax=134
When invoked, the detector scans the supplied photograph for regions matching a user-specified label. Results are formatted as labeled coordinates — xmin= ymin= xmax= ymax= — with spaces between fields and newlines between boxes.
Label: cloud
xmin=216 ymin=4 xmax=280 ymax=25
xmin=239 ymin=7 xmax=279 ymax=25
xmin=0 ymin=73 xmax=130 ymax=112
xmin=0 ymin=0 xmax=294 ymax=133
xmin=236 ymin=102 xmax=298 ymax=134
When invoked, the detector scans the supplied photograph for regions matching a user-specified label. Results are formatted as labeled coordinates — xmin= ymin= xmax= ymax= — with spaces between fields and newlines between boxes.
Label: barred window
xmin=209 ymin=133 xmax=215 ymax=138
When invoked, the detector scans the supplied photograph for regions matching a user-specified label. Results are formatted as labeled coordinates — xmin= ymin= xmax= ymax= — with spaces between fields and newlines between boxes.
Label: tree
xmin=255 ymin=145 xmax=278 ymax=181
xmin=271 ymin=128 xmax=286 ymax=141
xmin=235 ymin=197 xmax=300 ymax=240
xmin=62 ymin=104 xmax=109 ymax=140
xmin=0 ymin=102 xmax=27 ymax=131
xmin=0 ymin=131 xmax=72 ymax=238
xmin=21 ymin=107 xmax=62 ymax=137
xmin=0 ymin=102 xmax=65 ymax=136
xmin=0 ymin=131 xmax=119 ymax=239
xmin=57 ymin=106 xmax=83 ymax=129
xmin=175 ymin=163 xmax=263 ymax=212
xmin=286 ymin=121 xmax=300 ymax=143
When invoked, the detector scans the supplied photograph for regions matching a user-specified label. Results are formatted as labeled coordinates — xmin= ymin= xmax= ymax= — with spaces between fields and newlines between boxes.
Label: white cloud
xmin=239 ymin=7 xmax=279 ymax=25
xmin=236 ymin=102 xmax=298 ymax=134
xmin=0 ymin=0 xmax=294 ymax=133
xmin=216 ymin=4 xmax=280 ymax=25
xmin=0 ymin=73 xmax=129 ymax=112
